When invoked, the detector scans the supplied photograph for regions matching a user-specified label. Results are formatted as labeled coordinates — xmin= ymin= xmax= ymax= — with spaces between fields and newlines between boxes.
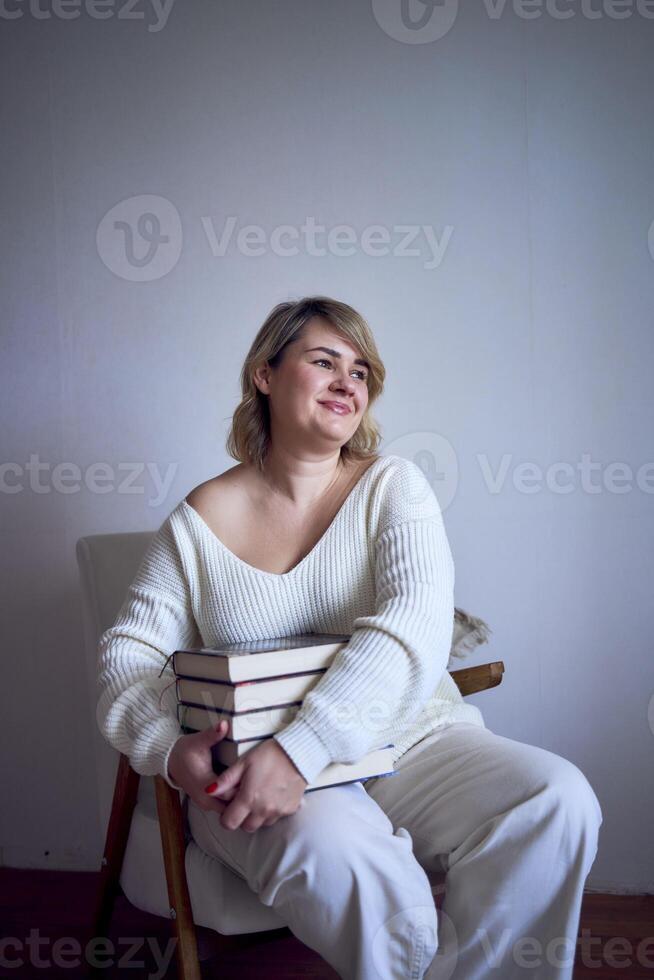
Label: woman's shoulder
xmin=184 ymin=464 xmax=252 ymax=522
xmin=371 ymin=454 xmax=445 ymax=530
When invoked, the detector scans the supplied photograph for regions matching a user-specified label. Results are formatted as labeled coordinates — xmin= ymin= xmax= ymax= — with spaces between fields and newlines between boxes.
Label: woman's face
xmin=258 ymin=317 xmax=370 ymax=451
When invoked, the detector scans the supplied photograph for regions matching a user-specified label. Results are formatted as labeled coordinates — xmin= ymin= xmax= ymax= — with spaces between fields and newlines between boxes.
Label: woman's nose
xmin=330 ymin=372 xmax=356 ymax=394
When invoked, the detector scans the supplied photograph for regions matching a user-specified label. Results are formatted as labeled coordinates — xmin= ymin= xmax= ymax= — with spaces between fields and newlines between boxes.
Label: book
xmin=171 ymin=631 xmax=397 ymax=792
xmin=206 ymin=739 xmax=397 ymax=792
xmin=172 ymin=631 xmax=351 ymax=683
xmin=178 ymin=701 xmax=301 ymax=741
xmin=176 ymin=671 xmax=325 ymax=714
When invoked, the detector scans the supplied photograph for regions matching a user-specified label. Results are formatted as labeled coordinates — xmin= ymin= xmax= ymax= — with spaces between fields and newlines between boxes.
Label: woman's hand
xmin=204 ymin=737 xmax=308 ymax=833
xmin=167 ymin=721 xmax=239 ymax=815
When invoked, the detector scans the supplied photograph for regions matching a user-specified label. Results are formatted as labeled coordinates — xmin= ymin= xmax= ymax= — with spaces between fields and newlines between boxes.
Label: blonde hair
xmin=226 ymin=296 xmax=386 ymax=471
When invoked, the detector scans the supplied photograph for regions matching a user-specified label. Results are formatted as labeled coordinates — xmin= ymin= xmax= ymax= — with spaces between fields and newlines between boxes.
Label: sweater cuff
xmin=162 ymin=731 xmax=186 ymax=791
xmin=137 ymin=714 xmax=186 ymax=791
xmin=272 ymin=717 xmax=333 ymax=785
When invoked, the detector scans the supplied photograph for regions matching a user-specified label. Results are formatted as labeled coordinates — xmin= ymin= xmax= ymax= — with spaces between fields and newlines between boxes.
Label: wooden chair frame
xmin=91 ymin=660 xmax=504 ymax=980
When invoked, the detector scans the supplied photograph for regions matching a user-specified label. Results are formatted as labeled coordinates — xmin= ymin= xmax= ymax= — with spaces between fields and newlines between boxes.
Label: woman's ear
xmin=252 ymin=361 xmax=272 ymax=395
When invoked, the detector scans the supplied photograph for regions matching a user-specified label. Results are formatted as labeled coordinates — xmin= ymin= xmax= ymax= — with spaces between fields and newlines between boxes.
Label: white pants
xmin=187 ymin=722 xmax=603 ymax=980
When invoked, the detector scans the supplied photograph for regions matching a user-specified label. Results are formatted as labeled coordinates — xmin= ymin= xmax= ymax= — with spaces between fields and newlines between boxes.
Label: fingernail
xmin=205 ymin=781 xmax=218 ymax=794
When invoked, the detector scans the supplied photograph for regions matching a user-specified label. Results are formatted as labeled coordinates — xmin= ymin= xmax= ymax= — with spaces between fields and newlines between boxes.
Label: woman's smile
xmin=318 ymin=400 xmax=352 ymax=415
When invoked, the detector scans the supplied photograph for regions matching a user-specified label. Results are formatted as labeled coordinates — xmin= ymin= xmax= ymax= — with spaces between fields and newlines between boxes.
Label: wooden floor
xmin=0 ymin=869 xmax=652 ymax=978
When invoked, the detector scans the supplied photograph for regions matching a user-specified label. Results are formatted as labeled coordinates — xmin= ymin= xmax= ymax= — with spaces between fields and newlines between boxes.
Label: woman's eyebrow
xmin=304 ymin=346 xmax=370 ymax=370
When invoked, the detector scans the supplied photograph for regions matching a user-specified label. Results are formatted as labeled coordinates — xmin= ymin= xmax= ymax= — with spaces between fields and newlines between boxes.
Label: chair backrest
xmin=76 ymin=530 xmax=155 ymax=840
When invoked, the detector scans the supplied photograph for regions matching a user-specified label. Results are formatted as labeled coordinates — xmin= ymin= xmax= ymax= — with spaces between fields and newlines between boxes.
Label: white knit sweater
xmin=97 ymin=454 xmax=485 ymax=790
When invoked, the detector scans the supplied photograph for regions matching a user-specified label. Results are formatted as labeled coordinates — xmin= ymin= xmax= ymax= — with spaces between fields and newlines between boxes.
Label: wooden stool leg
xmin=93 ymin=754 xmax=140 ymax=937
xmin=154 ymin=775 xmax=202 ymax=980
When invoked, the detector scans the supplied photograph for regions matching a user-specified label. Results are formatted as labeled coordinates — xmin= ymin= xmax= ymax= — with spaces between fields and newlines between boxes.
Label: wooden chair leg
xmin=93 ymin=753 xmax=140 ymax=937
xmin=154 ymin=775 xmax=202 ymax=980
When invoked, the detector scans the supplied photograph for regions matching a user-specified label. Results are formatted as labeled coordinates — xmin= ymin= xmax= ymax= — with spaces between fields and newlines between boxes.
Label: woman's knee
xmin=543 ymin=753 xmax=602 ymax=828
xmin=527 ymin=749 xmax=604 ymax=867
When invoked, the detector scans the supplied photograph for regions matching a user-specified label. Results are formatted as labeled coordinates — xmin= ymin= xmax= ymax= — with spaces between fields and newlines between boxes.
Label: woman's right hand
xmin=167 ymin=720 xmax=238 ymax=815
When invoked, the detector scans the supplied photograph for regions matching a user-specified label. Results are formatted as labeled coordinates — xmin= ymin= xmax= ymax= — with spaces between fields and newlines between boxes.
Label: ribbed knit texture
xmin=97 ymin=454 xmax=485 ymax=789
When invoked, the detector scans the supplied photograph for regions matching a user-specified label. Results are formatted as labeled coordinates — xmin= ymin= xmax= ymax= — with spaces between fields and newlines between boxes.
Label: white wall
xmin=1 ymin=0 xmax=653 ymax=892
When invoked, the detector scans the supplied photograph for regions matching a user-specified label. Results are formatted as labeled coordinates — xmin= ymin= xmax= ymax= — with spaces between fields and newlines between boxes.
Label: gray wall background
xmin=1 ymin=0 xmax=653 ymax=893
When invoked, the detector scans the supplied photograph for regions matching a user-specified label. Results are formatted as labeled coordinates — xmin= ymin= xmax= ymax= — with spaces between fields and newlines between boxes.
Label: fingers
xmin=203 ymin=719 xmax=229 ymax=747
xmin=214 ymin=783 xmax=239 ymax=801
xmin=241 ymin=815 xmax=267 ymax=833
xmin=206 ymin=797 xmax=228 ymax=816
xmin=204 ymin=760 xmax=244 ymax=800
xmin=219 ymin=797 xmax=252 ymax=831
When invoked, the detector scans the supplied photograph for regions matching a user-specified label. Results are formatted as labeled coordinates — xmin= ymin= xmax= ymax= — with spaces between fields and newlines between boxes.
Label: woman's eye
xmin=315 ymin=359 xmax=368 ymax=382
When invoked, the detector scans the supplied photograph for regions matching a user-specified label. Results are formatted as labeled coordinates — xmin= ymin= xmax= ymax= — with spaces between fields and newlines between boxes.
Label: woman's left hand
xmin=204 ymin=738 xmax=307 ymax=832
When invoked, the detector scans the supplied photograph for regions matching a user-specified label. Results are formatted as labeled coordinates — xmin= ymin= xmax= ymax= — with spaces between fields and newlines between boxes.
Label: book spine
xmin=174 ymin=669 xmax=326 ymax=687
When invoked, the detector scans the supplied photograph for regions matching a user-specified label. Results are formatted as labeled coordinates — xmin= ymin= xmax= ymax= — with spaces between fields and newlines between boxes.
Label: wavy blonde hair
xmin=226 ymin=296 xmax=386 ymax=471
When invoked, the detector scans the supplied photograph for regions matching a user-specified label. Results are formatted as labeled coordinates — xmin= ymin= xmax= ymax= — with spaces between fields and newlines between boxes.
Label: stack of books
xmin=172 ymin=632 xmax=396 ymax=792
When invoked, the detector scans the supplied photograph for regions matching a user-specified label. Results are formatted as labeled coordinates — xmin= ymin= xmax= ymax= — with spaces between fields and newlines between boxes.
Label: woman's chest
xmin=216 ymin=500 xmax=339 ymax=577
xmin=204 ymin=467 xmax=370 ymax=576
xmin=189 ymin=531 xmax=376 ymax=647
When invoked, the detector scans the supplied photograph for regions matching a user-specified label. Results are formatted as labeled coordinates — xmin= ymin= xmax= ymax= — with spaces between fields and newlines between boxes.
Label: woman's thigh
xmin=187 ymin=778 xmax=414 ymax=889
xmin=188 ymin=781 xmax=441 ymax=978
xmin=364 ymin=722 xmax=603 ymax=877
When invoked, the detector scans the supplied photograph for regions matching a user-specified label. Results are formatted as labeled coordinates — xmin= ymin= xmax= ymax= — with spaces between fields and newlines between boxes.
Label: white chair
xmin=76 ymin=529 xmax=504 ymax=980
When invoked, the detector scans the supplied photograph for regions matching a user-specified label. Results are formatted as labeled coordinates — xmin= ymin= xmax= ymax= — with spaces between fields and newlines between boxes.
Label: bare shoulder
xmin=185 ymin=464 xmax=252 ymax=519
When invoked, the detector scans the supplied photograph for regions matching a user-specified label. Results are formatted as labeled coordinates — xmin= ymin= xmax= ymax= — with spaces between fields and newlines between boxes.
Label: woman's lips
xmin=319 ymin=401 xmax=351 ymax=415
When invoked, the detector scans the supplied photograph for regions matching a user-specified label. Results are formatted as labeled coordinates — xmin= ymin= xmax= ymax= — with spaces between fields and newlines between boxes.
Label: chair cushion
xmin=120 ymin=805 xmax=287 ymax=935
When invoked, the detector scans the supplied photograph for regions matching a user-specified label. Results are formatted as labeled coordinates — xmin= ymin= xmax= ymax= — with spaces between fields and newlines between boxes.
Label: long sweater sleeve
xmin=273 ymin=461 xmax=455 ymax=785
xmin=96 ymin=519 xmax=201 ymax=790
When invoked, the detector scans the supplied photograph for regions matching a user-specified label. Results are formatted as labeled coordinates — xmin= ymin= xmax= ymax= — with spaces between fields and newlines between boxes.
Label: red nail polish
xmin=205 ymin=781 xmax=218 ymax=794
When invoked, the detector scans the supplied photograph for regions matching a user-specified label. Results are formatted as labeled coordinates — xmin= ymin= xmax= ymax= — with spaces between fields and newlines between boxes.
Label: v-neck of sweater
xmin=178 ymin=454 xmax=390 ymax=581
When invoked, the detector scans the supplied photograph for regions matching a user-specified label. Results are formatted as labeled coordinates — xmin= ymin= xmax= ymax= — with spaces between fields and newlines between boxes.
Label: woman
xmin=97 ymin=296 xmax=602 ymax=980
